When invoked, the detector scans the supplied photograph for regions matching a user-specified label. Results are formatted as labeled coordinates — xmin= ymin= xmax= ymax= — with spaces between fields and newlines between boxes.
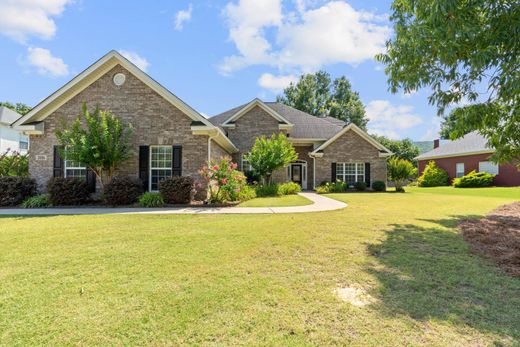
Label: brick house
xmin=13 ymin=51 xmax=392 ymax=192
xmin=416 ymin=132 xmax=520 ymax=186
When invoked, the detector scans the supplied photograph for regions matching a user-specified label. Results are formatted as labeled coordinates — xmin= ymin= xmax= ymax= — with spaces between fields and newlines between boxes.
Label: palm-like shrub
xmin=0 ymin=149 xmax=28 ymax=177
xmin=418 ymin=161 xmax=449 ymax=187
xmin=138 ymin=192 xmax=164 ymax=207
xmin=388 ymin=157 xmax=416 ymax=192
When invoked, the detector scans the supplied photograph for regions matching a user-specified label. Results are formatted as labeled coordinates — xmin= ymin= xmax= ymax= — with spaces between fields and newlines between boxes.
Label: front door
xmin=291 ymin=164 xmax=302 ymax=186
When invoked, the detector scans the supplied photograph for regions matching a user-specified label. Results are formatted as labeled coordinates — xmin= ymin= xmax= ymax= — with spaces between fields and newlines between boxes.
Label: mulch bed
xmin=459 ymin=202 xmax=520 ymax=277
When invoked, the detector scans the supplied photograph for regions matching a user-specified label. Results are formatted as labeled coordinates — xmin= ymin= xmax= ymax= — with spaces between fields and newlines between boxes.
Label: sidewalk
xmin=0 ymin=192 xmax=346 ymax=215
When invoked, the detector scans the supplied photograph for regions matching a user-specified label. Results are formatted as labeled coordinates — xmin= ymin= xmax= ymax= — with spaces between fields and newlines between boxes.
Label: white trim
xmin=456 ymin=162 xmax=465 ymax=178
xmin=310 ymin=123 xmax=392 ymax=156
xmin=287 ymin=160 xmax=308 ymax=190
xmin=191 ymin=126 xmax=238 ymax=153
xmin=336 ymin=162 xmax=365 ymax=185
xmin=221 ymin=99 xmax=293 ymax=128
xmin=478 ymin=161 xmax=499 ymax=175
xmin=13 ymin=50 xmax=215 ymax=129
xmin=149 ymin=145 xmax=173 ymax=192
xmin=416 ymin=149 xmax=494 ymax=161
xmin=14 ymin=122 xmax=44 ymax=134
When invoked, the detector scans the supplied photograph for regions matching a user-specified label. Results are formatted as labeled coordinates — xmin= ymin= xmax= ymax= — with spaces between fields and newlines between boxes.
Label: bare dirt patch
xmin=334 ymin=286 xmax=376 ymax=307
xmin=459 ymin=202 xmax=520 ymax=277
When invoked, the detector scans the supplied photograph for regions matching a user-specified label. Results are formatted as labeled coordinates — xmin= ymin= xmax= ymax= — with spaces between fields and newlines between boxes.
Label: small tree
xmin=388 ymin=157 xmax=416 ymax=193
xmin=199 ymin=157 xmax=246 ymax=203
xmin=245 ymin=133 xmax=298 ymax=184
xmin=56 ymin=103 xmax=133 ymax=189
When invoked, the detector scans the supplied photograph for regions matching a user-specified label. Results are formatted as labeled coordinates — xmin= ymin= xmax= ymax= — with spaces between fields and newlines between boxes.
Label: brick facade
xmin=29 ymin=64 xmax=211 ymax=191
xmin=314 ymin=130 xmax=387 ymax=188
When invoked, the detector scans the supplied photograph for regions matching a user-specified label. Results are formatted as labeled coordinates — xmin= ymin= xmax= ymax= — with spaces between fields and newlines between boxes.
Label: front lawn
xmin=238 ymin=194 xmax=312 ymax=207
xmin=1 ymin=188 xmax=519 ymax=345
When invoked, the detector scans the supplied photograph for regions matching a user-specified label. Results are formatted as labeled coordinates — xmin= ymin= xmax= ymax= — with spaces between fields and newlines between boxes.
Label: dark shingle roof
xmin=209 ymin=102 xmax=344 ymax=139
xmin=416 ymin=131 xmax=493 ymax=160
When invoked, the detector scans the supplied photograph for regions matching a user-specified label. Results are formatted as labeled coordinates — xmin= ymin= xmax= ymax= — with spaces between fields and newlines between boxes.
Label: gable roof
xmin=209 ymin=101 xmax=344 ymax=139
xmin=13 ymin=50 xmax=214 ymax=129
xmin=416 ymin=131 xmax=493 ymax=160
xmin=219 ymin=99 xmax=293 ymax=126
xmin=0 ymin=106 xmax=23 ymax=125
xmin=310 ymin=123 xmax=393 ymax=157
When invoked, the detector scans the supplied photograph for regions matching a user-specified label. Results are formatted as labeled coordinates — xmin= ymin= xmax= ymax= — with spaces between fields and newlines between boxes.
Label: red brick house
xmin=416 ymin=132 xmax=520 ymax=187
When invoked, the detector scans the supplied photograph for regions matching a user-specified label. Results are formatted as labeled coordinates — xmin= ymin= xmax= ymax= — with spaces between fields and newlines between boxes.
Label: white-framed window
xmin=19 ymin=141 xmax=28 ymax=150
xmin=242 ymin=155 xmax=253 ymax=172
xmin=64 ymin=159 xmax=86 ymax=179
xmin=336 ymin=162 xmax=364 ymax=185
xmin=479 ymin=161 xmax=499 ymax=175
xmin=456 ymin=163 xmax=465 ymax=178
xmin=150 ymin=146 xmax=173 ymax=191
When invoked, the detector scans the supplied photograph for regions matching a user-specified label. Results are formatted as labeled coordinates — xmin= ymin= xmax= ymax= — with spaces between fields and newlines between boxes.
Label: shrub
xmin=47 ymin=177 xmax=90 ymax=206
xmin=200 ymin=157 xmax=247 ymax=203
xmin=278 ymin=182 xmax=301 ymax=195
xmin=192 ymin=180 xmax=207 ymax=201
xmin=388 ymin=157 xmax=417 ymax=192
xmin=372 ymin=180 xmax=386 ymax=192
xmin=316 ymin=180 xmax=347 ymax=194
xmin=0 ymin=176 xmax=37 ymax=206
xmin=255 ymin=183 xmax=279 ymax=197
xmin=418 ymin=161 xmax=449 ymax=187
xmin=138 ymin=192 xmax=164 ymax=207
xmin=22 ymin=195 xmax=50 ymax=208
xmin=453 ymin=170 xmax=495 ymax=188
xmin=354 ymin=181 xmax=367 ymax=191
xmin=159 ymin=176 xmax=194 ymax=204
xmin=237 ymin=185 xmax=257 ymax=201
xmin=103 ymin=176 xmax=143 ymax=206
xmin=0 ymin=149 xmax=29 ymax=177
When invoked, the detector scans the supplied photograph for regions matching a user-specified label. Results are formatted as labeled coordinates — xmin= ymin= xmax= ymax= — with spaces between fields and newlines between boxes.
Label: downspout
xmin=207 ymin=135 xmax=213 ymax=163
xmin=313 ymin=156 xmax=316 ymax=189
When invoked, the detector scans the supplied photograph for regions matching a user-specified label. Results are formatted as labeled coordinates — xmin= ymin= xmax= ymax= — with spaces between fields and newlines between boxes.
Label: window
xmin=64 ymin=159 xmax=86 ymax=179
xmin=150 ymin=146 xmax=172 ymax=191
xmin=456 ymin=163 xmax=465 ymax=178
xmin=19 ymin=141 xmax=28 ymax=150
xmin=242 ymin=155 xmax=252 ymax=172
xmin=336 ymin=162 xmax=364 ymax=185
xmin=479 ymin=161 xmax=499 ymax=175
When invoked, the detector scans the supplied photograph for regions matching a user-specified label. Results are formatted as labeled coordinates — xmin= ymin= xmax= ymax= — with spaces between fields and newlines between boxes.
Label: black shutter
xmin=53 ymin=145 xmax=64 ymax=177
xmin=139 ymin=145 xmax=149 ymax=191
xmin=86 ymin=168 xmax=96 ymax=192
xmin=365 ymin=162 xmax=371 ymax=187
xmin=331 ymin=162 xmax=336 ymax=182
xmin=172 ymin=145 xmax=182 ymax=176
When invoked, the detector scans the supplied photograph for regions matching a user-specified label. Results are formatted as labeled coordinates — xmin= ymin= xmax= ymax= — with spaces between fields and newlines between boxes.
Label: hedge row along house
xmin=416 ymin=132 xmax=520 ymax=187
xmin=13 ymin=51 xmax=392 ymax=192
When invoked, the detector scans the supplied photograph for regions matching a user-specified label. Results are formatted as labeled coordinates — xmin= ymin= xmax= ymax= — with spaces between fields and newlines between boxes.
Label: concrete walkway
xmin=0 ymin=192 xmax=347 ymax=216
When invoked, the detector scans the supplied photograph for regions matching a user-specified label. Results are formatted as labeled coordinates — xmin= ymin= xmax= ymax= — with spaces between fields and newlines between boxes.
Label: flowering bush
xmin=199 ymin=157 xmax=246 ymax=203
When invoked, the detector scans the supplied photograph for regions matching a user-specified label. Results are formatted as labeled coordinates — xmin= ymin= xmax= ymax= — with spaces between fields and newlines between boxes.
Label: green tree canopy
xmin=372 ymin=136 xmax=420 ymax=163
xmin=245 ymin=133 xmax=298 ymax=184
xmin=56 ymin=103 xmax=133 ymax=188
xmin=0 ymin=101 xmax=31 ymax=116
xmin=377 ymin=0 xmax=519 ymax=167
xmin=276 ymin=71 xmax=368 ymax=128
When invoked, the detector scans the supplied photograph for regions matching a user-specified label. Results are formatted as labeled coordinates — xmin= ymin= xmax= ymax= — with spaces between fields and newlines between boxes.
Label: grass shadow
xmin=366 ymin=217 xmax=520 ymax=340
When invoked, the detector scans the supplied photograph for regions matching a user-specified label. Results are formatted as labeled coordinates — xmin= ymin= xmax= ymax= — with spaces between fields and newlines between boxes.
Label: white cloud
xmin=175 ymin=4 xmax=193 ymax=31
xmin=401 ymin=90 xmax=417 ymax=99
xmin=366 ymin=100 xmax=423 ymax=139
xmin=119 ymin=50 xmax=150 ymax=72
xmin=421 ymin=117 xmax=441 ymax=141
xmin=27 ymin=47 xmax=68 ymax=77
xmin=0 ymin=0 xmax=72 ymax=42
xmin=219 ymin=1 xmax=390 ymax=75
xmin=258 ymin=73 xmax=298 ymax=92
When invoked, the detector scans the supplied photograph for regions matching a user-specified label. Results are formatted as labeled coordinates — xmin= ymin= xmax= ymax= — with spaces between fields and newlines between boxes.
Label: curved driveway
xmin=0 ymin=193 xmax=346 ymax=215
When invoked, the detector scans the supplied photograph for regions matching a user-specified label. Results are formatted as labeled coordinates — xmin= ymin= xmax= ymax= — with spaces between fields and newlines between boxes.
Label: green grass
xmin=238 ymin=194 xmax=312 ymax=207
xmin=406 ymin=185 xmax=520 ymax=199
xmin=1 ymin=187 xmax=519 ymax=345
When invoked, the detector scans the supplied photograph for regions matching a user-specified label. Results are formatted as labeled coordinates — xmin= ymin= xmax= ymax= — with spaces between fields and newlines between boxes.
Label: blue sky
xmin=0 ymin=0 xmax=442 ymax=141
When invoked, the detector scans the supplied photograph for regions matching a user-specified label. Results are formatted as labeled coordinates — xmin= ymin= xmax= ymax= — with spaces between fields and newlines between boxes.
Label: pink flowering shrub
xmin=199 ymin=157 xmax=246 ymax=203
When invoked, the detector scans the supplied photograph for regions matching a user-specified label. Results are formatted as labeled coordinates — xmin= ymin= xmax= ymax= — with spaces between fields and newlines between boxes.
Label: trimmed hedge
xmin=453 ymin=170 xmax=495 ymax=188
xmin=372 ymin=180 xmax=386 ymax=192
xmin=104 ymin=176 xmax=143 ymax=206
xmin=47 ymin=177 xmax=90 ymax=206
xmin=278 ymin=182 xmax=301 ymax=195
xmin=354 ymin=181 xmax=367 ymax=191
xmin=418 ymin=161 xmax=449 ymax=187
xmin=0 ymin=176 xmax=37 ymax=206
xmin=159 ymin=176 xmax=194 ymax=204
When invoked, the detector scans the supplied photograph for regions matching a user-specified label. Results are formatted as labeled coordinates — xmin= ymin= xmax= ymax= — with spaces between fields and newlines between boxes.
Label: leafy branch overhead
xmin=377 ymin=0 xmax=519 ymax=167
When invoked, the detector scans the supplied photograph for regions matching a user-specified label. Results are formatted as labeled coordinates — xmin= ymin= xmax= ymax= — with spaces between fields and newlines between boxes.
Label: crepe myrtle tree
xmin=244 ymin=133 xmax=298 ymax=184
xmin=56 ymin=103 xmax=133 ymax=189
xmin=387 ymin=157 xmax=417 ymax=193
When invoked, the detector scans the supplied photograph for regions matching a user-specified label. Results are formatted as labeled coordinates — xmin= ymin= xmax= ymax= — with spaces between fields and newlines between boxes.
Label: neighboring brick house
xmin=416 ymin=132 xmax=520 ymax=186
xmin=13 ymin=51 xmax=392 ymax=192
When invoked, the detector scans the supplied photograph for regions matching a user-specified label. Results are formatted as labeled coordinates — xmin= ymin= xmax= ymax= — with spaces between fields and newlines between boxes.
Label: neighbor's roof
xmin=416 ymin=131 xmax=494 ymax=160
xmin=209 ymin=102 xmax=344 ymax=139
xmin=0 ymin=106 xmax=23 ymax=125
